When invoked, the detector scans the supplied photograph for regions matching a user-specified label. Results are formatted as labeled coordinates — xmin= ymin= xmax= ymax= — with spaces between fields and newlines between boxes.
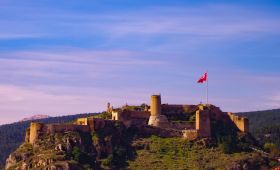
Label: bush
xmin=72 ymin=146 xmax=82 ymax=162
xmin=269 ymin=160 xmax=278 ymax=167
xmin=71 ymin=146 xmax=93 ymax=164
xmin=102 ymin=154 xmax=113 ymax=167
xmin=219 ymin=136 xmax=236 ymax=154
xmin=94 ymin=112 xmax=111 ymax=119
xmin=264 ymin=143 xmax=280 ymax=157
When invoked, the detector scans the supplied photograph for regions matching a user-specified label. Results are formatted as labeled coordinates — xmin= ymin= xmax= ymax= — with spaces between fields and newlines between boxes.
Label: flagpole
xmin=206 ymin=71 xmax=208 ymax=105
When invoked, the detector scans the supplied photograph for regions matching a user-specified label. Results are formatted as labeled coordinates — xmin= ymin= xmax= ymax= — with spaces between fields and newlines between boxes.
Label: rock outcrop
xmin=5 ymin=120 xmax=130 ymax=170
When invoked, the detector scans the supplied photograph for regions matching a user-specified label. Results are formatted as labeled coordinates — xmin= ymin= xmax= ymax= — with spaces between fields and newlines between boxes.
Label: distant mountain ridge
xmin=19 ymin=114 xmax=51 ymax=122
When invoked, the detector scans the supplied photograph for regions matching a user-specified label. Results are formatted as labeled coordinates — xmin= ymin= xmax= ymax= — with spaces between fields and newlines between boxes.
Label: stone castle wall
xmin=182 ymin=129 xmax=199 ymax=140
xmin=196 ymin=105 xmax=249 ymax=135
xmin=28 ymin=95 xmax=250 ymax=144
xmin=161 ymin=104 xmax=198 ymax=115
xmin=76 ymin=118 xmax=88 ymax=125
xmin=170 ymin=121 xmax=195 ymax=130
xmin=27 ymin=118 xmax=109 ymax=145
xmin=46 ymin=124 xmax=90 ymax=134
xmin=227 ymin=112 xmax=249 ymax=132
xmin=112 ymin=110 xmax=120 ymax=121
xmin=75 ymin=117 xmax=106 ymax=131
xmin=29 ymin=122 xmax=44 ymax=144
xmin=195 ymin=109 xmax=211 ymax=137
xmin=111 ymin=110 xmax=150 ymax=127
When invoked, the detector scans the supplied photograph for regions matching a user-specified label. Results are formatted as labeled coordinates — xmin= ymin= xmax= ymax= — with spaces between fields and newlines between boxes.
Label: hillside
xmin=0 ymin=113 xmax=97 ymax=169
xmin=238 ymin=109 xmax=280 ymax=147
xmin=238 ymin=109 xmax=280 ymax=132
xmin=128 ymin=136 xmax=269 ymax=169
xmin=1 ymin=108 xmax=280 ymax=169
xmin=6 ymin=133 xmax=271 ymax=170
xmin=5 ymin=117 xmax=272 ymax=170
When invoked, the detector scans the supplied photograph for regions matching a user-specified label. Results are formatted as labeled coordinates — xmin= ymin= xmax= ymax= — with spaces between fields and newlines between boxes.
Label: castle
xmin=25 ymin=95 xmax=249 ymax=144
xmin=109 ymin=95 xmax=248 ymax=139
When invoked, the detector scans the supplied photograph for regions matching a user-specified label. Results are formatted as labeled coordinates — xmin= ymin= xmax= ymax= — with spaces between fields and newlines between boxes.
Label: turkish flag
xmin=197 ymin=73 xmax=207 ymax=83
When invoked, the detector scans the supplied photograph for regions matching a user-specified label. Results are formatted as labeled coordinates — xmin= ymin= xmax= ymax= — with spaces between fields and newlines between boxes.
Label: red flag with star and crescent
xmin=197 ymin=72 xmax=207 ymax=83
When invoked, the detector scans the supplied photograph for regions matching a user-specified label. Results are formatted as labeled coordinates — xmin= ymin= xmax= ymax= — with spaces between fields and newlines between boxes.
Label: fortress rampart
xmin=227 ymin=112 xmax=249 ymax=132
xmin=109 ymin=95 xmax=249 ymax=140
xmin=27 ymin=118 xmax=109 ymax=145
xmin=26 ymin=95 xmax=249 ymax=144
xmin=46 ymin=124 xmax=90 ymax=134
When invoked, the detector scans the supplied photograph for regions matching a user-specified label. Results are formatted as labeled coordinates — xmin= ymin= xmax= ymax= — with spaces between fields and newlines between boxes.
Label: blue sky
xmin=1 ymin=0 xmax=280 ymax=124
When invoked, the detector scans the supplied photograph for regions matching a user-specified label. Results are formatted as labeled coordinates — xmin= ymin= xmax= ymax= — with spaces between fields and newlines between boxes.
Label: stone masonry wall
xmin=227 ymin=112 xmax=249 ymax=132
xmin=196 ymin=109 xmax=211 ymax=138
xmin=182 ymin=129 xmax=199 ymax=140
xmin=29 ymin=122 xmax=44 ymax=144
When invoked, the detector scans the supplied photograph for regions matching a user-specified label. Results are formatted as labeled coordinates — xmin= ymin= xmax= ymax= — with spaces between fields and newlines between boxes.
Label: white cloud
xmin=0 ymin=84 xmax=154 ymax=125
xmin=0 ymin=49 xmax=165 ymax=84
xmin=0 ymin=4 xmax=279 ymax=40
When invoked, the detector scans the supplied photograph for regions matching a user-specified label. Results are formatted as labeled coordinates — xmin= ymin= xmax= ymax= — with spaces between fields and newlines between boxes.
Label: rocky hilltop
xmin=5 ymin=119 xmax=132 ymax=170
xmin=5 ymin=116 xmax=272 ymax=170
xmin=5 ymin=95 xmax=278 ymax=169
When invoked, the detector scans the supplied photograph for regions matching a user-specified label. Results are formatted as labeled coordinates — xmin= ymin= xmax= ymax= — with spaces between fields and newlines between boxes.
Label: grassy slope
xmin=128 ymin=136 xmax=267 ymax=170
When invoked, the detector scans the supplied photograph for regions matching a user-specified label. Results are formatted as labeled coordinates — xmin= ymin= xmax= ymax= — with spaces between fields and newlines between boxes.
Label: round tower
xmin=148 ymin=95 xmax=169 ymax=127
xmin=150 ymin=95 xmax=161 ymax=116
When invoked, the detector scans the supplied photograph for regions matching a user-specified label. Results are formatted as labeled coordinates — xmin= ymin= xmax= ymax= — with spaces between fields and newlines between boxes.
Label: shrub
xmin=264 ymin=142 xmax=280 ymax=157
xmin=102 ymin=154 xmax=113 ymax=167
xmin=72 ymin=146 xmax=81 ymax=162
xmin=71 ymin=146 xmax=93 ymax=164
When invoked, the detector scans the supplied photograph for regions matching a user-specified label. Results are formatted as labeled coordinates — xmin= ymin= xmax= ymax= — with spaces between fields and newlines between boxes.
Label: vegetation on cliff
xmin=5 ymin=119 xmax=277 ymax=170
xmin=2 ymin=108 xmax=280 ymax=169
xmin=128 ymin=136 xmax=269 ymax=170
xmin=238 ymin=109 xmax=280 ymax=157
xmin=5 ymin=120 xmax=137 ymax=170
xmin=0 ymin=113 xmax=96 ymax=169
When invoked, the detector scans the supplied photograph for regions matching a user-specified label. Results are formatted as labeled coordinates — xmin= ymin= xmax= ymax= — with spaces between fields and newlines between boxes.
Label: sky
xmin=0 ymin=0 xmax=280 ymax=124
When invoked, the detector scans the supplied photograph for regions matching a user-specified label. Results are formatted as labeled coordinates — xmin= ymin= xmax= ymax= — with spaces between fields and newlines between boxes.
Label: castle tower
xmin=150 ymin=95 xmax=161 ymax=116
xmin=148 ymin=95 xmax=169 ymax=127
xmin=196 ymin=106 xmax=211 ymax=137
xmin=29 ymin=122 xmax=44 ymax=144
